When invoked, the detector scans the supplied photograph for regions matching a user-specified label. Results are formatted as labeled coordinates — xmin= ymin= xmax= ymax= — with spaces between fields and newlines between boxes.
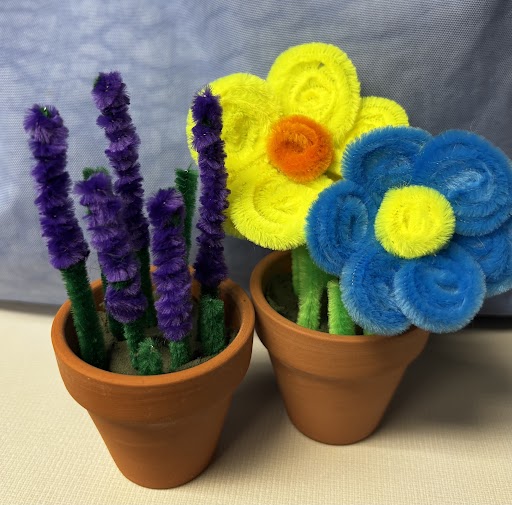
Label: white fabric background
xmin=1 ymin=0 xmax=511 ymax=312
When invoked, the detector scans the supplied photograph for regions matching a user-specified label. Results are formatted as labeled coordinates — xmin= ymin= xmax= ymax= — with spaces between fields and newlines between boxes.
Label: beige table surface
xmin=1 ymin=301 xmax=512 ymax=505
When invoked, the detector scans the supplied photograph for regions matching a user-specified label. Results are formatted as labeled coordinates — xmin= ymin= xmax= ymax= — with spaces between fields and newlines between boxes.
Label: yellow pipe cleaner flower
xmin=187 ymin=42 xmax=409 ymax=250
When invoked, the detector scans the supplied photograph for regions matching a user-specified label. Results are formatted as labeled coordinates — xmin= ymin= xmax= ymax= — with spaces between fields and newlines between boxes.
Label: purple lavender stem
xmin=92 ymin=71 xmax=149 ymax=252
xmin=76 ymin=172 xmax=147 ymax=323
xmin=148 ymin=188 xmax=193 ymax=342
xmin=191 ymin=87 xmax=229 ymax=292
xmin=24 ymin=105 xmax=89 ymax=269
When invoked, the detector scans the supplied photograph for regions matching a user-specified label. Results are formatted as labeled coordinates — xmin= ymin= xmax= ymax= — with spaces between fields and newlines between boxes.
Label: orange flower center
xmin=267 ymin=115 xmax=334 ymax=183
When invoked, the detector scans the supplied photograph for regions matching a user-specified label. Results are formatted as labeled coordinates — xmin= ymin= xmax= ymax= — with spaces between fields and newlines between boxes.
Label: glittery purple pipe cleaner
xmin=148 ymin=188 xmax=193 ymax=342
xmin=24 ymin=105 xmax=89 ymax=270
xmin=92 ymin=71 xmax=149 ymax=252
xmin=191 ymin=87 xmax=229 ymax=292
xmin=75 ymin=172 xmax=147 ymax=324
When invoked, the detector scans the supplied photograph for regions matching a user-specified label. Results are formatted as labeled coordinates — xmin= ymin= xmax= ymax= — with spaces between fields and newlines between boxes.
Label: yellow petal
xmin=228 ymin=158 xmax=332 ymax=250
xmin=186 ymin=73 xmax=281 ymax=177
xmin=330 ymin=96 xmax=409 ymax=177
xmin=267 ymin=42 xmax=361 ymax=144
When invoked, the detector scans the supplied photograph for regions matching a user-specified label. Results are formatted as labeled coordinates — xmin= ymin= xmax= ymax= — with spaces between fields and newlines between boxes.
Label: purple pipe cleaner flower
xmin=75 ymin=172 xmax=147 ymax=324
xmin=92 ymin=71 xmax=149 ymax=252
xmin=148 ymin=188 xmax=193 ymax=342
xmin=24 ymin=105 xmax=89 ymax=270
xmin=191 ymin=87 xmax=230 ymax=292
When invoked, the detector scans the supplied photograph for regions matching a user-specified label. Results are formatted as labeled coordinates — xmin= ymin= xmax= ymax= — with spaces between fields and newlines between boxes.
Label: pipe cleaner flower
xmin=75 ymin=171 xmax=147 ymax=324
xmin=187 ymin=42 xmax=408 ymax=250
xmin=306 ymin=127 xmax=512 ymax=335
xmin=24 ymin=105 xmax=90 ymax=269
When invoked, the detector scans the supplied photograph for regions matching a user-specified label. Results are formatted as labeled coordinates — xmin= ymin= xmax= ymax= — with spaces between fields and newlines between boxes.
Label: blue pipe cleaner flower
xmin=306 ymin=126 xmax=512 ymax=335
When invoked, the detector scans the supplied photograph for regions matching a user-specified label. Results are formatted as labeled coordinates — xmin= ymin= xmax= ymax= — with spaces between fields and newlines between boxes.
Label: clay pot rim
xmin=250 ymin=250 xmax=429 ymax=377
xmin=51 ymin=276 xmax=255 ymax=388
xmin=250 ymin=250 xmax=423 ymax=346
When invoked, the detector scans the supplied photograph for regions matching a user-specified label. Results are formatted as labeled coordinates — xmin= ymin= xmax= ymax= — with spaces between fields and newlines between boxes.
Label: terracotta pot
xmin=250 ymin=251 xmax=429 ymax=445
xmin=51 ymin=277 xmax=254 ymax=489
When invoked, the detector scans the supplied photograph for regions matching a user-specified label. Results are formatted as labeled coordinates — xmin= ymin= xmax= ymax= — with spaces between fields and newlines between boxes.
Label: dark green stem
xmin=136 ymin=338 xmax=163 ymax=375
xmin=100 ymin=273 xmax=124 ymax=340
xmin=327 ymin=280 xmax=356 ymax=335
xmin=169 ymin=338 xmax=192 ymax=372
xmin=198 ymin=294 xmax=226 ymax=356
xmin=137 ymin=247 xmax=157 ymax=328
xmin=175 ymin=167 xmax=199 ymax=263
xmin=123 ymin=317 xmax=146 ymax=369
xmin=60 ymin=260 xmax=107 ymax=369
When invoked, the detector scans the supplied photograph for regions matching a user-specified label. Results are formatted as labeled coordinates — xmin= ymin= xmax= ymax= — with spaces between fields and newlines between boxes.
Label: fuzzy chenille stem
xmin=137 ymin=247 xmax=157 ymax=327
xmin=292 ymin=246 xmax=332 ymax=331
xmin=191 ymin=87 xmax=230 ymax=297
xmin=100 ymin=272 xmax=124 ymax=339
xmin=92 ymin=71 xmax=156 ymax=328
xmin=198 ymin=294 xmax=226 ymax=356
xmin=293 ymin=247 xmax=357 ymax=333
xmin=76 ymin=172 xmax=161 ymax=374
xmin=327 ymin=280 xmax=356 ymax=335
xmin=175 ymin=167 xmax=199 ymax=263
xmin=24 ymin=105 xmax=106 ymax=369
xmin=147 ymin=188 xmax=193 ymax=371
xmin=60 ymin=261 xmax=106 ymax=365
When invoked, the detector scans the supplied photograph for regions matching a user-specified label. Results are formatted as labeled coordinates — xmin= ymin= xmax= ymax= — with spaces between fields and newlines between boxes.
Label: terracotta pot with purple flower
xmin=25 ymin=76 xmax=254 ymax=489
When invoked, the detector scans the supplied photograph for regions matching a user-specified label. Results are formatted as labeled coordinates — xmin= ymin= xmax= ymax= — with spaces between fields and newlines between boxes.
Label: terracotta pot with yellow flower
xmin=188 ymin=42 xmax=512 ymax=445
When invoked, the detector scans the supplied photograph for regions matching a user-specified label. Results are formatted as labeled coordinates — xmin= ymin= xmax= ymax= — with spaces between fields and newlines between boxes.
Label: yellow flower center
xmin=267 ymin=115 xmax=334 ymax=183
xmin=375 ymin=185 xmax=455 ymax=259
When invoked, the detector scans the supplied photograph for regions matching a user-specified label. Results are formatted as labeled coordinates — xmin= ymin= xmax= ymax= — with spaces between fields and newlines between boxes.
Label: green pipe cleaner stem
xmin=100 ymin=273 xmax=124 ymax=340
xmin=175 ymin=166 xmax=199 ymax=263
xmin=123 ymin=317 xmax=147 ymax=370
xmin=60 ymin=260 xmax=107 ymax=369
xmin=291 ymin=244 xmax=302 ymax=297
xmin=198 ymin=294 xmax=226 ymax=356
xmin=136 ymin=337 xmax=163 ymax=375
xmin=83 ymin=166 xmax=108 ymax=180
xmin=137 ymin=247 xmax=158 ymax=328
xmin=327 ymin=280 xmax=356 ymax=335
xmin=169 ymin=339 xmax=192 ymax=372
xmin=292 ymin=246 xmax=331 ymax=331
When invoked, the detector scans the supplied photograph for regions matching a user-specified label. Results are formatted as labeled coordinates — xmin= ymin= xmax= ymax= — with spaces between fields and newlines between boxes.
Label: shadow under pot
xmin=250 ymin=250 xmax=429 ymax=445
xmin=51 ymin=276 xmax=255 ymax=489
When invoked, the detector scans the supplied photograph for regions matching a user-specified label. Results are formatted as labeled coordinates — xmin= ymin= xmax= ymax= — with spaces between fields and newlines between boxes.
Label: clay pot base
xmin=52 ymin=277 xmax=255 ymax=488
xmin=251 ymin=251 xmax=429 ymax=446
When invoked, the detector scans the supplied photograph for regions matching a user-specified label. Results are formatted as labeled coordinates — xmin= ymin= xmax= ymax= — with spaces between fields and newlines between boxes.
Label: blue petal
xmin=341 ymin=240 xmax=409 ymax=335
xmin=394 ymin=243 xmax=485 ymax=333
xmin=306 ymin=181 xmax=374 ymax=275
xmin=455 ymin=218 xmax=512 ymax=297
xmin=413 ymin=130 xmax=512 ymax=236
xmin=343 ymin=126 xmax=432 ymax=208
